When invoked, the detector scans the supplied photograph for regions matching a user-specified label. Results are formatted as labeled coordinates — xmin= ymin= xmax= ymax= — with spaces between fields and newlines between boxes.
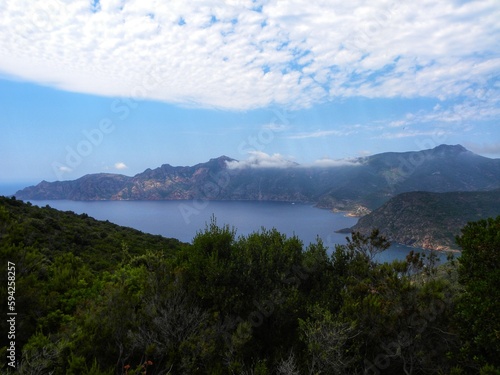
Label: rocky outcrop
xmin=341 ymin=190 xmax=500 ymax=250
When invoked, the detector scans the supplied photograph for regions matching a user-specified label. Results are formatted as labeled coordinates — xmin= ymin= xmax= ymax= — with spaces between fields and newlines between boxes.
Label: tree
xmin=455 ymin=216 xmax=500 ymax=371
xmin=308 ymin=229 xmax=457 ymax=375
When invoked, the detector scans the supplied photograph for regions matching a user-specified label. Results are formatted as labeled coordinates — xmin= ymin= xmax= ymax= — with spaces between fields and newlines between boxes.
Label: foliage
xmin=0 ymin=196 xmax=499 ymax=374
xmin=455 ymin=217 xmax=500 ymax=372
xmin=352 ymin=189 xmax=500 ymax=249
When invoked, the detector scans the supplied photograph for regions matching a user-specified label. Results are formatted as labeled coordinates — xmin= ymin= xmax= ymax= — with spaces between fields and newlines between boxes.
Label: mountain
xmin=316 ymin=144 xmax=500 ymax=211
xmin=340 ymin=189 xmax=500 ymax=250
xmin=16 ymin=173 xmax=132 ymax=200
xmin=15 ymin=145 xmax=500 ymax=212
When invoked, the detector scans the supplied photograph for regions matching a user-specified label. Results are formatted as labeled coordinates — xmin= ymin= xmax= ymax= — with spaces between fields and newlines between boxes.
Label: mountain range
xmin=15 ymin=145 xmax=500 ymax=215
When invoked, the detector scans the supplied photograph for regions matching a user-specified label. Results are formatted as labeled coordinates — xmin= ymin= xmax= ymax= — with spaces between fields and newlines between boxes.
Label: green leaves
xmin=455 ymin=216 xmax=500 ymax=370
xmin=3 ymin=196 xmax=500 ymax=374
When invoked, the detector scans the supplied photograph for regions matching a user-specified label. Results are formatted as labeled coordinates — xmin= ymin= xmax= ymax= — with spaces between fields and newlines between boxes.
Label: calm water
xmin=28 ymin=199 xmax=447 ymax=263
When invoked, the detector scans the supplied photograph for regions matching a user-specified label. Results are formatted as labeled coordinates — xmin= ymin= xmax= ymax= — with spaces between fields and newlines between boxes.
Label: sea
xmin=21 ymin=199 xmax=450 ymax=263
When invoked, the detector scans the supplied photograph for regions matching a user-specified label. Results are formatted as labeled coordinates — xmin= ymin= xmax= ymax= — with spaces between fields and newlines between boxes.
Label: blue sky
xmin=0 ymin=0 xmax=499 ymax=189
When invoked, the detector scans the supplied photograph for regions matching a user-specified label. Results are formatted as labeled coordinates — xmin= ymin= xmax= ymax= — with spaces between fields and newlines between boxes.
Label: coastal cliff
xmin=340 ymin=190 xmax=500 ymax=250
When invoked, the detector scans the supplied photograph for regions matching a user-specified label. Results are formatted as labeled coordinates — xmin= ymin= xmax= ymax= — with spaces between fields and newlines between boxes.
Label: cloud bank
xmin=310 ymin=158 xmax=364 ymax=168
xmin=226 ymin=151 xmax=364 ymax=169
xmin=0 ymin=0 xmax=498 ymax=110
xmin=226 ymin=151 xmax=298 ymax=169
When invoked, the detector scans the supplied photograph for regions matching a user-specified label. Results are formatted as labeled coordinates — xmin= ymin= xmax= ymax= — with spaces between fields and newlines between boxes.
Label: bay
xmin=28 ymin=199 xmax=448 ymax=263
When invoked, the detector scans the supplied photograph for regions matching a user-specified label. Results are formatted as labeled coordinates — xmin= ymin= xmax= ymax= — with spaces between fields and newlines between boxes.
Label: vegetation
xmin=348 ymin=189 xmax=500 ymax=250
xmin=1 ymin=196 xmax=499 ymax=374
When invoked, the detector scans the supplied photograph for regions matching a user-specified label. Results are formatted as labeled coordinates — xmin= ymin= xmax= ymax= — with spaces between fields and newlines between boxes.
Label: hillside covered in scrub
xmin=342 ymin=189 xmax=500 ymax=250
xmin=1 ymin=196 xmax=499 ymax=374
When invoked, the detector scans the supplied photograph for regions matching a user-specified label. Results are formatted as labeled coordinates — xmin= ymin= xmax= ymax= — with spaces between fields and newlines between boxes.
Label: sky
xmin=0 ymin=0 xmax=499 ymax=190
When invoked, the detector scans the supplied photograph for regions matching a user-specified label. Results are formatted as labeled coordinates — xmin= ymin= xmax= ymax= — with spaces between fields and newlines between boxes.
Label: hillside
xmin=342 ymin=189 xmax=500 ymax=250
xmin=0 ymin=195 xmax=184 ymax=270
xmin=1 ymin=196 xmax=499 ymax=373
xmin=15 ymin=145 xmax=500 ymax=212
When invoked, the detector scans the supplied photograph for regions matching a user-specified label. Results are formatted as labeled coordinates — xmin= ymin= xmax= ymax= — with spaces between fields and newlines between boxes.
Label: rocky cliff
xmin=341 ymin=190 xmax=500 ymax=250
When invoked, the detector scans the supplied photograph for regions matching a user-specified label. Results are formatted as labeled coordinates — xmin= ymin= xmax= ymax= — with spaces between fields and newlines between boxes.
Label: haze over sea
xmin=25 ymin=199 xmax=447 ymax=263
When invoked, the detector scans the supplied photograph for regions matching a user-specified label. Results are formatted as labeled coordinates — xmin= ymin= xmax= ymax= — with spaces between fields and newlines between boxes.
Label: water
xmin=28 ymin=199 xmax=356 ymax=244
xmin=0 ymin=183 xmax=34 ymax=197
xmin=27 ymin=199 xmax=449 ymax=263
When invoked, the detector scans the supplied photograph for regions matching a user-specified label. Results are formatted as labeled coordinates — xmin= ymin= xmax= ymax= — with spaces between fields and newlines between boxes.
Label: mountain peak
xmin=209 ymin=155 xmax=237 ymax=165
xmin=213 ymin=155 xmax=236 ymax=162
xmin=433 ymin=144 xmax=468 ymax=154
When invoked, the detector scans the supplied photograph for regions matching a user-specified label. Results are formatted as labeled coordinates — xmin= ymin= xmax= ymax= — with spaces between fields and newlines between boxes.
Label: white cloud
xmin=379 ymin=86 xmax=500 ymax=134
xmin=0 ymin=0 xmax=498 ymax=110
xmin=310 ymin=158 xmax=363 ymax=167
xmin=226 ymin=151 xmax=298 ymax=169
xmin=57 ymin=165 xmax=72 ymax=173
xmin=375 ymin=129 xmax=451 ymax=140
xmin=114 ymin=162 xmax=128 ymax=170
xmin=226 ymin=151 xmax=364 ymax=169
xmin=287 ymin=129 xmax=353 ymax=139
